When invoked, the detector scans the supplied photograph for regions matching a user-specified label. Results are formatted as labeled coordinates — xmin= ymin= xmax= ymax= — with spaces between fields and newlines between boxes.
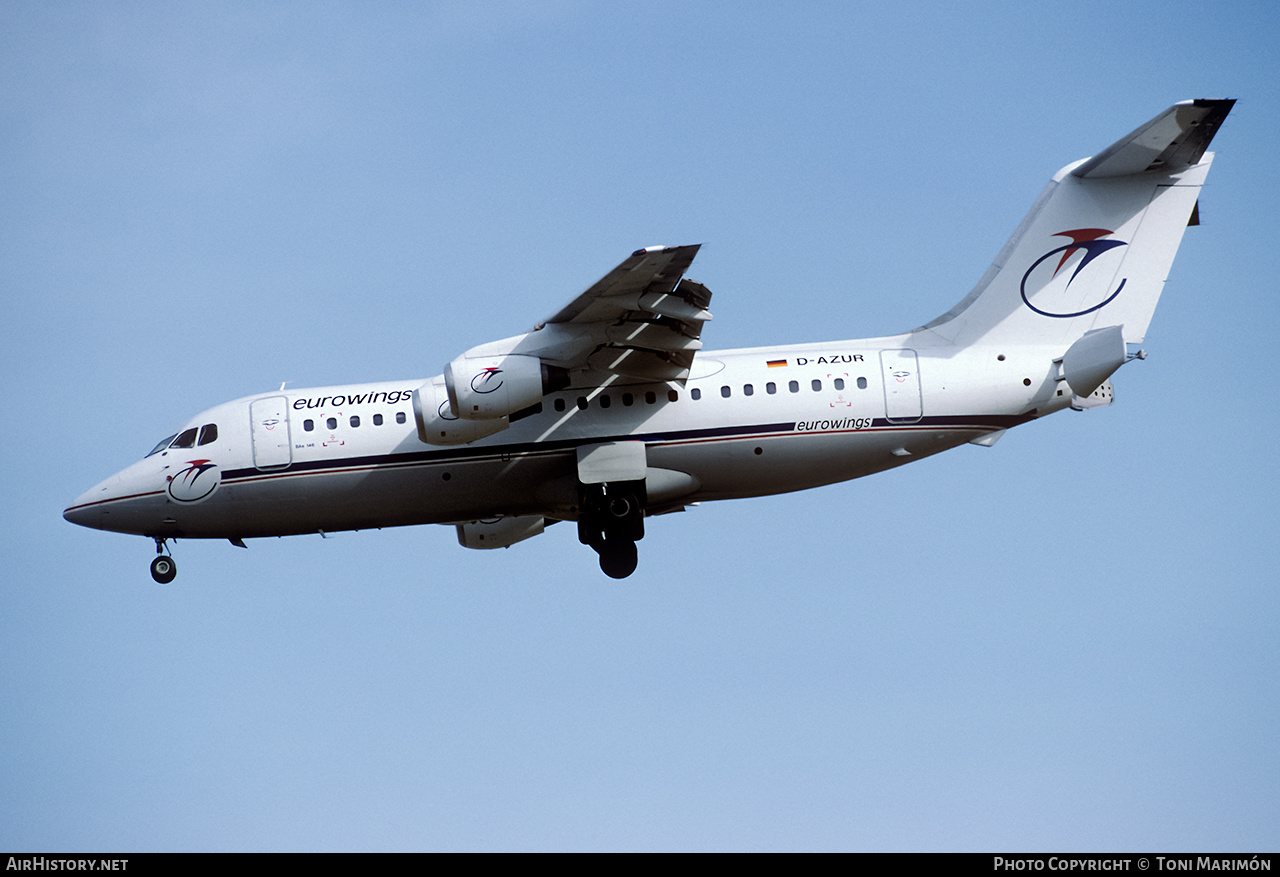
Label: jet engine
xmin=413 ymin=379 xmax=510 ymax=445
xmin=444 ymin=353 xmax=569 ymax=421
xmin=445 ymin=354 xmax=540 ymax=420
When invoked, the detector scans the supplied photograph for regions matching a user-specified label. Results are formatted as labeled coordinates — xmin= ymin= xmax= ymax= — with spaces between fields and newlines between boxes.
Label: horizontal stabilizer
xmin=1073 ymin=99 xmax=1234 ymax=178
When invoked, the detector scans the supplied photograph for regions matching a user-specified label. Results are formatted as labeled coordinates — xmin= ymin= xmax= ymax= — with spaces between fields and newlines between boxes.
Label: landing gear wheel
xmin=150 ymin=555 xmax=177 ymax=584
xmin=598 ymin=539 xmax=638 ymax=579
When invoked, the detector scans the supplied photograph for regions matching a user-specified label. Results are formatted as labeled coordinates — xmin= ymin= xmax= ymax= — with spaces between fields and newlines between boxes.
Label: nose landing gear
xmin=149 ymin=538 xmax=177 ymax=584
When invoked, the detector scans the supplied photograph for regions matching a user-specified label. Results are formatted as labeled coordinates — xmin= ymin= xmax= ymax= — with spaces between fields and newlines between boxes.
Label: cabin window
xmin=350 ymin=416 xmax=360 ymax=428
xmin=811 ymin=379 xmax=822 ymax=391
xmin=766 ymin=382 xmax=776 ymax=394
xmin=720 ymin=385 xmax=731 ymax=398
xmin=171 ymin=427 xmax=198 ymax=449
xmin=622 ymin=393 xmax=634 ymax=406
xmin=577 ymin=397 xmax=589 ymax=411
xmin=303 ymin=419 xmax=314 ymax=432
xmin=326 ymin=417 xmax=337 ymax=430
xmin=743 ymin=384 xmax=754 ymax=396
xmin=857 ymin=376 xmax=868 ymax=390
xmin=645 ymin=391 xmax=657 ymax=404
xmin=373 ymin=413 xmax=384 ymax=426
xmin=198 ymin=424 xmax=218 ymax=445
xmin=396 ymin=412 xmax=406 ymax=424
xmin=554 ymin=398 xmax=566 ymax=412
xmin=834 ymin=378 xmax=845 ymax=391
xmin=789 ymin=380 xmax=799 ymax=393
xmin=691 ymin=388 xmax=701 ymax=400
xmin=668 ymin=389 xmax=679 ymax=402
xmin=600 ymin=395 xmax=611 ymax=409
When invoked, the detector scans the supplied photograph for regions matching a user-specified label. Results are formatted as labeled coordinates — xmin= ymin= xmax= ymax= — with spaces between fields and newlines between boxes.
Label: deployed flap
xmin=546 ymin=245 xmax=708 ymax=324
xmin=539 ymin=245 xmax=712 ymax=383
xmin=453 ymin=245 xmax=713 ymax=388
xmin=1073 ymin=99 xmax=1234 ymax=179
xmin=577 ymin=441 xmax=647 ymax=484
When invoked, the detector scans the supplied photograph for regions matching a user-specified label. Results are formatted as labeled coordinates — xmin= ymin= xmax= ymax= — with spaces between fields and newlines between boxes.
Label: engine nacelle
xmin=445 ymin=353 xmax=545 ymax=421
xmin=456 ymin=516 xmax=546 ymax=549
xmin=413 ymin=379 xmax=509 ymax=445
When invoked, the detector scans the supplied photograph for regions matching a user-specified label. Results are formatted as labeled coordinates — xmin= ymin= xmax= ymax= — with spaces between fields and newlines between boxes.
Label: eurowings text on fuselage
xmin=64 ymin=100 xmax=1234 ymax=581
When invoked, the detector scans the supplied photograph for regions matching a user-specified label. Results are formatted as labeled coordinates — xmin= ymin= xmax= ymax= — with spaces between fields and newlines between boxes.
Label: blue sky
xmin=3 ymin=1 xmax=1278 ymax=851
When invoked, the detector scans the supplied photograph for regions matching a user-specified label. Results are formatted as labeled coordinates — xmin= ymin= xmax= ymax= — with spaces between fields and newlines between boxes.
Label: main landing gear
xmin=578 ymin=481 xmax=645 ymax=579
xmin=149 ymin=537 xmax=177 ymax=584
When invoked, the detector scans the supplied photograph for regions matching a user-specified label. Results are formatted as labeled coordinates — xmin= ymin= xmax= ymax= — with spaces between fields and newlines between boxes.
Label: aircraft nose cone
xmin=63 ymin=473 xmax=123 ymax=531
xmin=63 ymin=500 xmax=100 ymax=529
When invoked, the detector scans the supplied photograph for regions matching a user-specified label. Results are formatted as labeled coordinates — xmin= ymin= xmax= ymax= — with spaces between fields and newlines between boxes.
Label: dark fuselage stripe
xmin=221 ymin=413 xmax=1032 ymax=485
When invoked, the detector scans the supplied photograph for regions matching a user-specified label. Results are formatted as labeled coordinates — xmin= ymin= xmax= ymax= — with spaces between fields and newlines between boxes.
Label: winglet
xmin=1072 ymin=99 xmax=1234 ymax=178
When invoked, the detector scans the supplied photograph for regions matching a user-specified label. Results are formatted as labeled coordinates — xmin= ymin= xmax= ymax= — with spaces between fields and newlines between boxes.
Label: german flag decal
xmin=766 ymin=359 xmax=788 ymax=368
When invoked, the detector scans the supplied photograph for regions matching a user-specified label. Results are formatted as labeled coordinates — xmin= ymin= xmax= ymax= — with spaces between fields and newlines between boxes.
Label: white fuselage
xmin=63 ymin=333 xmax=1072 ymax=542
xmin=62 ymin=100 xmax=1232 ymax=581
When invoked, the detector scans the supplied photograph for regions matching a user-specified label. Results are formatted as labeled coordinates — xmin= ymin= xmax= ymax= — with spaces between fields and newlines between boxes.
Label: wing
xmin=491 ymin=244 xmax=713 ymax=384
xmin=546 ymin=245 xmax=708 ymax=324
xmin=435 ymin=244 xmax=712 ymax=434
xmin=539 ymin=244 xmax=712 ymax=383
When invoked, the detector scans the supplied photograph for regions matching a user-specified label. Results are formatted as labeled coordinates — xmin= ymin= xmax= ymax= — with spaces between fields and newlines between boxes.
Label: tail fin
xmin=916 ymin=100 xmax=1233 ymax=348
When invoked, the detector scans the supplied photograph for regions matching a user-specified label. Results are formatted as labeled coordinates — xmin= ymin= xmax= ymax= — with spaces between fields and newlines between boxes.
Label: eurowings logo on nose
xmin=1020 ymin=228 xmax=1129 ymax=318
xmin=471 ymin=367 xmax=504 ymax=394
xmin=167 ymin=459 xmax=220 ymax=503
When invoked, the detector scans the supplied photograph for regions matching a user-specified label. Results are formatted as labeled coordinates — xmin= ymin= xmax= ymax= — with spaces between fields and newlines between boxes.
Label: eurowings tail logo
xmin=167 ymin=459 xmax=220 ymax=503
xmin=1020 ymin=228 xmax=1128 ymax=318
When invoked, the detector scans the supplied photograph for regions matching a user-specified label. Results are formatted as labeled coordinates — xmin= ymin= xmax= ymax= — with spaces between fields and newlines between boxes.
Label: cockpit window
xmin=170 ymin=427 xmax=199 ymax=449
xmin=147 ymin=434 xmax=178 ymax=457
xmin=198 ymin=423 xmax=218 ymax=446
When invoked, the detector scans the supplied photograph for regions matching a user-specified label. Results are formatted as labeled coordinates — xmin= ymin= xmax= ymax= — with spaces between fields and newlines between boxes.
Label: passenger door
xmin=880 ymin=349 xmax=923 ymax=423
xmin=249 ymin=396 xmax=292 ymax=470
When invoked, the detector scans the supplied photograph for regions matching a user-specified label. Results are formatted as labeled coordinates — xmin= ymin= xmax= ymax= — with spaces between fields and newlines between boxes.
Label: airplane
xmin=64 ymin=99 xmax=1234 ymax=582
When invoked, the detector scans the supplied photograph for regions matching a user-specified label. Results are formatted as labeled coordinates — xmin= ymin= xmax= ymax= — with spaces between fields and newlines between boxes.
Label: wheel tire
xmin=598 ymin=539 xmax=638 ymax=579
xmin=150 ymin=555 xmax=177 ymax=585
